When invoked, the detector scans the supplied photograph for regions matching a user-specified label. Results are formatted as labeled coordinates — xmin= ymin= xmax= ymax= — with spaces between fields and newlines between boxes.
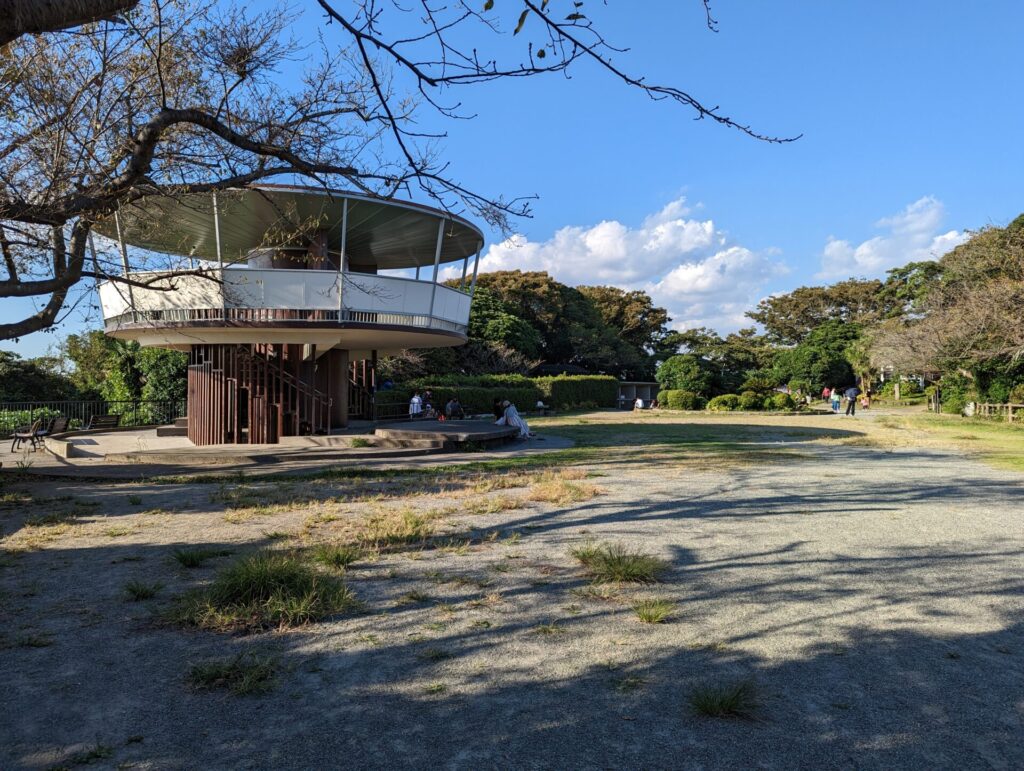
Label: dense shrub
xmin=656 ymin=390 xmax=670 ymax=406
xmin=664 ymin=390 xmax=705 ymax=411
xmin=0 ymin=407 xmax=61 ymax=437
xmin=534 ymin=375 xmax=618 ymax=409
xmin=900 ymin=379 xmax=923 ymax=396
xmin=738 ymin=391 xmax=763 ymax=411
xmin=768 ymin=393 xmax=797 ymax=411
xmin=938 ymin=372 xmax=974 ymax=414
xmin=1010 ymin=384 xmax=1024 ymax=403
xmin=707 ymin=394 xmax=740 ymax=412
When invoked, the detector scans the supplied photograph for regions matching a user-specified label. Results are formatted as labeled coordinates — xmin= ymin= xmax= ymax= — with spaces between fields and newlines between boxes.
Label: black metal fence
xmin=0 ymin=400 xmax=187 ymax=437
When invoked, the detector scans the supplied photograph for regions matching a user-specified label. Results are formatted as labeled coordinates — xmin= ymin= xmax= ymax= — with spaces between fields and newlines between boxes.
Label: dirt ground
xmin=1 ymin=410 xmax=1022 ymax=770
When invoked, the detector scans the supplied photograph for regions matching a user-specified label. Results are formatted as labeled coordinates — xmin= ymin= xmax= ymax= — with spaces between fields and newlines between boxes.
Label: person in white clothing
xmin=495 ymin=399 xmax=530 ymax=439
xmin=409 ymin=391 xmax=423 ymax=419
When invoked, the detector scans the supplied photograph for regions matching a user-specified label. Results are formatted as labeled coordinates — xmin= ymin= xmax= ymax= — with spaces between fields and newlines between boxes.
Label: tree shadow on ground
xmin=3 ymin=525 xmax=1023 ymax=770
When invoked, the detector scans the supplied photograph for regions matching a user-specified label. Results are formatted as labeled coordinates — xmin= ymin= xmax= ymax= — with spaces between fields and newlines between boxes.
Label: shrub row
xmin=377 ymin=374 xmax=618 ymax=413
xmin=534 ymin=375 xmax=618 ymax=410
xmin=707 ymin=391 xmax=797 ymax=412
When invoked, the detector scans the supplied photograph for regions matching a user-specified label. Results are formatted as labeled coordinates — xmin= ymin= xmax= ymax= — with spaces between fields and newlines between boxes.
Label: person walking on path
xmin=844 ymin=385 xmax=861 ymax=416
xmin=830 ymin=388 xmax=841 ymax=413
xmin=821 ymin=386 xmax=831 ymax=402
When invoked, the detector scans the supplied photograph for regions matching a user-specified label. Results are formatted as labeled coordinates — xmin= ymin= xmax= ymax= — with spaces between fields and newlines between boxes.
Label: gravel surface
xmin=1 ymin=413 xmax=1022 ymax=770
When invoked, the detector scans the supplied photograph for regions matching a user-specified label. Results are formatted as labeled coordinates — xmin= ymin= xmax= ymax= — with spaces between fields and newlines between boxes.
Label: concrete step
xmin=103 ymin=444 xmax=439 ymax=466
xmin=156 ymin=425 xmax=189 ymax=437
xmin=277 ymin=435 xmax=443 ymax=450
xmin=174 ymin=417 xmax=189 ymax=428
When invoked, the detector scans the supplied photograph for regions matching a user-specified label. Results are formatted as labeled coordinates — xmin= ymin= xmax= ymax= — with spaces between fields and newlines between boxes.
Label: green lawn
xmin=877 ymin=413 xmax=1024 ymax=471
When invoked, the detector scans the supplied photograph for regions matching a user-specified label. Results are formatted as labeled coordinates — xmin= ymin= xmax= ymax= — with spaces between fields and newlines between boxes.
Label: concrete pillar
xmin=322 ymin=348 xmax=349 ymax=429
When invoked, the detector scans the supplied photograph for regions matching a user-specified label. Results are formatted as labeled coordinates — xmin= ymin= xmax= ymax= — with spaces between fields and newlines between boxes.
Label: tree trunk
xmin=0 ymin=0 xmax=138 ymax=46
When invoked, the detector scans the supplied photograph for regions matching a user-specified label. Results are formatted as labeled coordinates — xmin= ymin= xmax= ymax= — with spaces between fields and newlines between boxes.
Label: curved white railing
xmin=98 ymin=268 xmax=472 ymax=334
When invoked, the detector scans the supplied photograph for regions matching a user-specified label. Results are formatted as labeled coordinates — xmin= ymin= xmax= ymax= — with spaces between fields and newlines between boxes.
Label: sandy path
xmin=1 ymin=414 xmax=1022 ymax=769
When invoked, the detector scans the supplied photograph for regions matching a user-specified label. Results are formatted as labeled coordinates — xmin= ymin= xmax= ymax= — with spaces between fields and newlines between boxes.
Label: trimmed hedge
xmin=376 ymin=385 xmax=541 ymax=415
xmin=706 ymin=391 xmax=797 ymax=412
xmin=707 ymin=394 xmax=740 ymax=412
xmin=662 ymin=389 xmax=705 ymax=410
xmin=377 ymin=374 xmax=618 ymax=414
xmin=534 ymin=375 xmax=618 ymax=410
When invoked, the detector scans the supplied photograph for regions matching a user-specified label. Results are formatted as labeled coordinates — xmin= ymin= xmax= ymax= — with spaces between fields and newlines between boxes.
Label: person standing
xmin=822 ymin=386 xmax=831 ymax=402
xmin=830 ymin=388 xmax=841 ymax=414
xmin=409 ymin=391 xmax=423 ymax=419
xmin=844 ymin=384 xmax=861 ymax=416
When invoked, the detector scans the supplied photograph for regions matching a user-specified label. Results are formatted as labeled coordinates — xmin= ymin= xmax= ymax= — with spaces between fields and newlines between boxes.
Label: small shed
xmin=618 ymin=381 xmax=660 ymax=409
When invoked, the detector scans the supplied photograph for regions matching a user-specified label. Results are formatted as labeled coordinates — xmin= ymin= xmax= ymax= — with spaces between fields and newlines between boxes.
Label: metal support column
xmin=427 ymin=218 xmax=445 ymax=321
xmin=468 ymin=245 xmax=482 ymax=298
xmin=113 ymin=210 xmax=135 ymax=309
xmin=213 ymin=192 xmax=224 ymax=316
xmin=338 ymin=198 xmax=348 ymax=319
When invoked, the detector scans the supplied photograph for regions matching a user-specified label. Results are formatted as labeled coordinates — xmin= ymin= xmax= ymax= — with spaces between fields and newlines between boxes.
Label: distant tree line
xmin=654 ymin=212 xmax=1024 ymax=412
xmin=8 ymin=213 xmax=1022 ymax=415
xmin=0 ymin=332 xmax=185 ymax=405
xmin=383 ymin=271 xmax=677 ymax=381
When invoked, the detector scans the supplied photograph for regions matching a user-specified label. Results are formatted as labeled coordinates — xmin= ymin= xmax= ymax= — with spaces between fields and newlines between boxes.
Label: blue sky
xmin=7 ymin=0 xmax=1024 ymax=357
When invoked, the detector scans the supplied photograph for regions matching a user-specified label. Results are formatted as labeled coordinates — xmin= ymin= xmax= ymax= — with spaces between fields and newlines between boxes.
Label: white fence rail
xmin=99 ymin=269 xmax=471 ymax=332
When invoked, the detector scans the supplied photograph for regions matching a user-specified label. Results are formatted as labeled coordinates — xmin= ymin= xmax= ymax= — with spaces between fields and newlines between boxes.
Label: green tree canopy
xmin=0 ymin=351 xmax=78 ymax=402
xmin=655 ymin=354 xmax=717 ymax=396
xmin=746 ymin=279 xmax=897 ymax=345
xmin=771 ymin=319 xmax=861 ymax=391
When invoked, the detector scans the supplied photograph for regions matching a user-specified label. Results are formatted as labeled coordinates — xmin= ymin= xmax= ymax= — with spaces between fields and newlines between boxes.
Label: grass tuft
xmin=360 ymin=508 xmax=433 ymax=550
xmin=632 ymin=598 xmax=675 ymax=623
xmin=571 ymin=542 xmax=668 ymax=583
xmin=350 ymin=437 xmax=372 ymax=448
xmin=172 ymin=552 xmax=359 ymax=632
xmin=171 ymin=547 xmax=233 ymax=568
xmin=689 ymin=679 xmax=759 ymax=718
xmin=124 ymin=580 xmax=163 ymax=601
xmin=187 ymin=653 xmax=277 ymax=695
xmin=311 ymin=543 xmax=362 ymax=570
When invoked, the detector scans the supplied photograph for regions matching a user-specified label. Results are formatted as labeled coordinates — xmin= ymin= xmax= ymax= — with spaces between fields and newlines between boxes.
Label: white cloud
xmin=817 ymin=196 xmax=967 ymax=279
xmin=440 ymin=198 xmax=786 ymax=332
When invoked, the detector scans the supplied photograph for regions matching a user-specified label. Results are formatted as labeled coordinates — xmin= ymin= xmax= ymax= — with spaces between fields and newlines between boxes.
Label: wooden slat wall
xmin=186 ymin=344 xmax=331 ymax=446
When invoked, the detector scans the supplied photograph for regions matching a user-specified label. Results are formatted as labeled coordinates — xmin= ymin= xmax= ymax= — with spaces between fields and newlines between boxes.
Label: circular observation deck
xmin=95 ymin=185 xmax=485 ymax=354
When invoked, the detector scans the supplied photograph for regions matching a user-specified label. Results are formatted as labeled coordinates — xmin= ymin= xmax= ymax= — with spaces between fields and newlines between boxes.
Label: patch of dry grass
xmin=464 ymin=494 xmax=526 ymax=515
xmin=526 ymin=469 xmax=601 ymax=505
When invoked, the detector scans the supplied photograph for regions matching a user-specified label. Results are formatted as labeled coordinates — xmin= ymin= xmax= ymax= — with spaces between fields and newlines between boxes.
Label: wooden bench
xmin=86 ymin=414 xmax=122 ymax=430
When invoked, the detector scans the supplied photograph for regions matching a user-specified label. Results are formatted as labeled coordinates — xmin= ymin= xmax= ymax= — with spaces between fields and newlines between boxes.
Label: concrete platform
xmin=374 ymin=420 xmax=520 ymax=446
xmin=0 ymin=416 xmax=543 ymax=478
xmin=1 ymin=426 xmax=570 ymax=479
